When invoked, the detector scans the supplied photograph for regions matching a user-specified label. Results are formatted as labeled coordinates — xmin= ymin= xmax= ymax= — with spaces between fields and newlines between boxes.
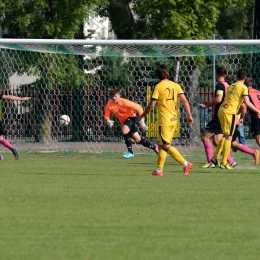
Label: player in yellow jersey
xmin=138 ymin=65 xmax=194 ymax=176
xmin=211 ymin=69 xmax=260 ymax=169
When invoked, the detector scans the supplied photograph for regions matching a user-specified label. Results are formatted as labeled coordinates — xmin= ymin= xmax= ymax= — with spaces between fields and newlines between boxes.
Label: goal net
xmin=0 ymin=39 xmax=260 ymax=154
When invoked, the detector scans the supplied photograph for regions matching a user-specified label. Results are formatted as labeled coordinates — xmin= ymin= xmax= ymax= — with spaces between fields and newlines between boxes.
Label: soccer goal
xmin=0 ymin=39 xmax=259 ymax=154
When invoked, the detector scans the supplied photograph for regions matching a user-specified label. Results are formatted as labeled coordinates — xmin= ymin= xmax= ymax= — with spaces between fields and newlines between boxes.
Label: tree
xmin=215 ymin=2 xmax=254 ymax=39
xmin=99 ymin=0 xmax=251 ymax=40
xmin=0 ymin=0 xmax=108 ymax=39
xmin=0 ymin=0 xmax=107 ymax=142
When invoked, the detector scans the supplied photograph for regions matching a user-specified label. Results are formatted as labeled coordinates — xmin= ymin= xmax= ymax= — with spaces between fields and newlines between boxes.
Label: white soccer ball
xmin=59 ymin=115 xmax=70 ymax=126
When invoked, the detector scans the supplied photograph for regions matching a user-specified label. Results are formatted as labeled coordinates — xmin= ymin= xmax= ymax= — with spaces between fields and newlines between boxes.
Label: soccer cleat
xmin=154 ymin=144 xmax=159 ymax=155
xmin=183 ymin=162 xmax=193 ymax=176
xmin=220 ymin=163 xmax=233 ymax=169
xmin=253 ymin=150 xmax=259 ymax=165
xmin=210 ymin=157 xmax=220 ymax=167
xmin=11 ymin=148 xmax=19 ymax=160
xmin=123 ymin=152 xmax=134 ymax=159
xmin=150 ymin=170 xmax=163 ymax=176
xmin=229 ymin=161 xmax=237 ymax=167
xmin=202 ymin=162 xmax=215 ymax=168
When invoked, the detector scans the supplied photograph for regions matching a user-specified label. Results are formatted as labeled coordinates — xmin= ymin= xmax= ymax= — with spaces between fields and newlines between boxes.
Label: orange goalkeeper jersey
xmin=104 ymin=98 xmax=143 ymax=125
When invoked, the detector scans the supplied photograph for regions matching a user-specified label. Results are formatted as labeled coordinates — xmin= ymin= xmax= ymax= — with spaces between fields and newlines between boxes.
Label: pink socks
xmin=203 ymin=141 xmax=213 ymax=162
xmin=0 ymin=139 xmax=13 ymax=150
xmin=239 ymin=144 xmax=254 ymax=155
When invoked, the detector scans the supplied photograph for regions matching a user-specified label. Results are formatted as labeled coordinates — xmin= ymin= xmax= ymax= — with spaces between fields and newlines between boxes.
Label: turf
xmin=0 ymin=151 xmax=259 ymax=260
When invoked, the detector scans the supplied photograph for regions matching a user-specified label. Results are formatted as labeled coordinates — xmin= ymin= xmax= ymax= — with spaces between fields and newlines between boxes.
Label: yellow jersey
xmin=220 ymin=81 xmax=248 ymax=114
xmin=151 ymin=80 xmax=184 ymax=126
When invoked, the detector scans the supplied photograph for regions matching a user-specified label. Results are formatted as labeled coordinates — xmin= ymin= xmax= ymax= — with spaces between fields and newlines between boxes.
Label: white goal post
xmin=0 ymin=39 xmax=260 ymax=154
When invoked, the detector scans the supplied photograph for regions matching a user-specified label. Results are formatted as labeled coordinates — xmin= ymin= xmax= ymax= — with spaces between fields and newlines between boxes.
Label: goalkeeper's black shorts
xmin=123 ymin=117 xmax=138 ymax=136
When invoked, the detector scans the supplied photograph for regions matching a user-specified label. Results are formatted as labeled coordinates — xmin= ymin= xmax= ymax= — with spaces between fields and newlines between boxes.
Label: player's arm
xmin=126 ymin=100 xmax=143 ymax=116
xmin=179 ymin=94 xmax=194 ymax=126
xmin=104 ymin=103 xmax=114 ymax=128
xmin=243 ymin=96 xmax=260 ymax=114
xmin=239 ymin=103 xmax=247 ymax=120
xmin=2 ymin=95 xmax=31 ymax=101
xmin=237 ymin=103 xmax=247 ymax=125
xmin=137 ymin=99 xmax=157 ymax=121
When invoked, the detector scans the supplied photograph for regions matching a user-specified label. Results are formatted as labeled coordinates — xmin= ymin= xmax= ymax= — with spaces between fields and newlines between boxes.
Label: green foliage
xmin=103 ymin=0 xmax=252 ymax=40
xmin=0 ymin=0 xmax=107 ymax=89
xmin=215 ymin=2 xmax=254 ymax=39
xmin=0 ymin=0 xmax=108 ymax=39
xmin=0 ymin=49 xmax=99 ymax=88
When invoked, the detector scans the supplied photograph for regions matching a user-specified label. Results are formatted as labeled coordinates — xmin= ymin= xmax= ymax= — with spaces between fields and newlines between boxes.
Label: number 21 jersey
xmin=151 ymin=80 xmax=184 ymax=126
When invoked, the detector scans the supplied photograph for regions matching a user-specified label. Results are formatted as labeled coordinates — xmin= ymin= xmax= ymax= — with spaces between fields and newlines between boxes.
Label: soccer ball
xmin=59 ymin=115 xmax=70 ymax=126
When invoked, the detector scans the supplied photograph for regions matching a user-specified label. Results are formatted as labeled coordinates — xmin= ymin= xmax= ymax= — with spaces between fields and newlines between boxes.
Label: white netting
xmin=0 ymin=39 xmax=259 ymax=153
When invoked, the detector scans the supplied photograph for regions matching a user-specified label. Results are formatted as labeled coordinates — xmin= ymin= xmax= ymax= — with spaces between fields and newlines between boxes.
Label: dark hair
xmin=156 ymin=65 xmax=170 ymax=80
xmin=110 ymin=89 xmax=122 ymax=97
xmin=244 ymin=77 xmax=253 ymax=87
xmin=236 ymin=69 xmax=247 ymax=80
xmin=225 ymin=76 xmax=232 ymax=85
xmin=216 ymin=66 xmax=227 ymax=76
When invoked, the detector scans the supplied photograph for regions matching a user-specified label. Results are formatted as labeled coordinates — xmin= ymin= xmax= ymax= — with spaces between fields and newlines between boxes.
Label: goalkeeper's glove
xmin=106 ymin=120 xmax=114 ymax=128
xmin=139 ymin=119 xmax=148 ymax=131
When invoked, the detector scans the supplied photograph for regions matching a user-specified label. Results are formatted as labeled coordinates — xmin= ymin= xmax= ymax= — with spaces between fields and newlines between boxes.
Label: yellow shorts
xmin=157 ymin=125 xmax=176 ymax=145
xmin=218 ymin=109 xmax=236 ymax=136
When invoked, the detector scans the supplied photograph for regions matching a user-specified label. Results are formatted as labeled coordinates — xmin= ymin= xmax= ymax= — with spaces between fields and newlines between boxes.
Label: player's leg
xmin=256 ymin=134 xmax=260 ymax=147
xmin=0 ymin=122 xmax=19 ymax=159
xmin=232 ymin=127 xmax=258 ymax=164
xmin=232 ymin=139 xmax=259 ymax=165
xmin=201 ymin=128 xmax=214 ymax=164
xmin=151 ymin=125 xmax=192 ymax=176
xmin=218 ymin=113 xmax=236 ymax=168
xmin=212 ymin=133 xmax=238 ymax=167
xmin=131 ymin=131 xmax=158 ymax=154
xmin=212 ymin=112 xmax=235 ymax=168
xmin=252 ymin=119 xmax=260 ymax=147
xmin=201 ymin=118 xmax=223 ymax=168
xmin=121 ymin=122 xmax=134 ymax=158
xmin=150 ymin=125 xmax=173 ymax=176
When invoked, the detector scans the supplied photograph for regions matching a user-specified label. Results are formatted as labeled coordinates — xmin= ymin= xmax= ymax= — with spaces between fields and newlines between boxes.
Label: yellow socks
xmin=167 ymin=147 xmax=186 ymax=165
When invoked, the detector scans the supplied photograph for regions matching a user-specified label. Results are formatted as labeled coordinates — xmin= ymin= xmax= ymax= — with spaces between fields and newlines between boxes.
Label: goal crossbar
xmin=1 ymin=39 xmax=260 ymax=57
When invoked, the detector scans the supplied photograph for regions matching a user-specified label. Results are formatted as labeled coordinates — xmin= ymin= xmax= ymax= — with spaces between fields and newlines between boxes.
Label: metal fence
xmin=0 ymin=85 xmax=253 ymax=143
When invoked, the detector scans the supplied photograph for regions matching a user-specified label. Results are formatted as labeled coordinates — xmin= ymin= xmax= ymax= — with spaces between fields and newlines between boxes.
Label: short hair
xmin=236 ymin=69 xmax=247 ymax=80
xmin=216 ymin=66 xmax=227 ymax=76
xmin=225 ymin=76 xmax=232 ymax=85
xmin=156 ymin=65 xmax=169 ymax=80
xmin=110 ymin=89 xmax=122 ymax=97
xmin=244 ymin=77 xmax=254 ymax=87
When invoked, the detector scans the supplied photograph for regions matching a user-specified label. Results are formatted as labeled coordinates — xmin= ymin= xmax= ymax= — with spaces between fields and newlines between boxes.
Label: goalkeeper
xmin=104 ymin=89 xmax=158 ymax=158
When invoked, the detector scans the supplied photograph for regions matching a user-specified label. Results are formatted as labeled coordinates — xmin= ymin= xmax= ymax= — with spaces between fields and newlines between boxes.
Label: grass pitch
xmin=0 ymin=151 xmax=259 ymax=260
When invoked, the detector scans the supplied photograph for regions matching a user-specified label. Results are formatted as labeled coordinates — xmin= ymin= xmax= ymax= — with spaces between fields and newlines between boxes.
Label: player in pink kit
xmin=0 ymin=93 xmax=31 ymax=160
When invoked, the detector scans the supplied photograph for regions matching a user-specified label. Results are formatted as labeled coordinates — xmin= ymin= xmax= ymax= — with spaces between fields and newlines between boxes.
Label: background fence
xmin=0 ymin=85 xmax=254 ymax=145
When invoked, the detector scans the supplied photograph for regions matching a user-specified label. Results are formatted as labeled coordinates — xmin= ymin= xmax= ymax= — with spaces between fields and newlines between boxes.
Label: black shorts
xmin=232 ymin=127 xmax=240 ymax=142
xmin=0 ymin=121 xmax=4 ymax=136
xmin=123 ymin=117 xmax=138 ymax=137
xmin=204 ymin=118 xmax=223 ymax=135
xmin=250 ymin=118 xmax=260 ymax=137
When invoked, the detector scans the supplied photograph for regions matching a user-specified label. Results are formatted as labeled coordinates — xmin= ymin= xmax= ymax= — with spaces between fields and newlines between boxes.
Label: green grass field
xmin=0 ymin=151 xmax=260 ymax=260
